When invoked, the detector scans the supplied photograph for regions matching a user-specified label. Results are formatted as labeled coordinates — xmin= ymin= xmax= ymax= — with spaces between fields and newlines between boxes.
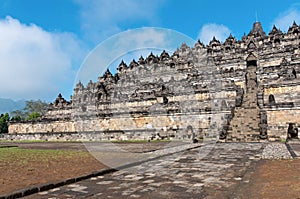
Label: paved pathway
xmin=25 ymin=143 xmax=265 ymax=199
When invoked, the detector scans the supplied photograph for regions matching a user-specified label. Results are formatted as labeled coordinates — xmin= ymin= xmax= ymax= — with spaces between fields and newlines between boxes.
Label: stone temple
xmin=8 ymin=21 xmax=300 ymax=142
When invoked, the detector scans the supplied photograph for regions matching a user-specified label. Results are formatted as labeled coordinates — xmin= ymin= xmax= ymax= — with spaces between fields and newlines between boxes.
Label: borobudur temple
xmin=8 ymin=21 xmax=300 ymax=142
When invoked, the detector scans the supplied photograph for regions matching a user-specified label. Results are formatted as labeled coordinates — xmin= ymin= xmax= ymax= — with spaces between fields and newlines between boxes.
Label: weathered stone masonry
xmin=7 ymin=21 xmax=300 ymax=142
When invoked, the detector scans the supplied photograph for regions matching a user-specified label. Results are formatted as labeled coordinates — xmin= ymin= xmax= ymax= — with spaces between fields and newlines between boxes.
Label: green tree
xmin=10 ymin=115 xmax=22 ymax=121
xmin=26 ymin=112 xmax=41 ymax=121
xmin=23 ymin=100 xmax=48 ymax=115
xmin=0 ymin=113 xmax=10 ymax=133
xmin=8 ymin=100 xmax=48 ymax=122
xmin=23 ymin=100 xmax=48 ymax=121
xmin=11 ymin=109 xmax=26 ymax=120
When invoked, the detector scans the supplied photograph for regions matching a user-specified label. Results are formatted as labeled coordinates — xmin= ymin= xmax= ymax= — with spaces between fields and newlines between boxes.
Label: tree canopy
xmin=10 ymin=99 xmax=48 ymax=121
xmin=23 ymin=100 xmax=48 ymax=115
xmin=0 ymin=99 xmax=49 ymax=133
xmin=26 ymin=112 xmax=41 ymax=121
xmin=0 ymin=113 xmax=10 ymax=133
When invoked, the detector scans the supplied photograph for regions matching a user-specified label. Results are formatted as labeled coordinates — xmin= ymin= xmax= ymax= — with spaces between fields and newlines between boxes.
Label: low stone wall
xmin=264 ymin=84 xmax=300 ymax=105
xmin=1 ymin=129 xmax=198 ymax=142
xmin=8 ymin=110 xmax=230 ymax=141
xmin=8 ymin=121 xmax=75 ymax=134
xmin=1 ymin=131 xmax=151 ymax=142
xmin=266 ymin=108 xmax=300 ymax=141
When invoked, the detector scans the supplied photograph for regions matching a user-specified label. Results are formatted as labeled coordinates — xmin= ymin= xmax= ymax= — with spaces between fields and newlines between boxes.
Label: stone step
xmin=227 ymin=104 xmax=261 ymax=142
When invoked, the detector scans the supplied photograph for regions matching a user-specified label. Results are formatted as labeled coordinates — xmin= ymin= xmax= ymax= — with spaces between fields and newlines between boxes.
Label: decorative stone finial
xmin=129 ymin=59 xmax=139 ymax=68
xmin=138 ymin=56 xmax=145 ymax=65
xmin=194 ymin=39 xmax=205 ymax=48
xmin=53 ymin=93 xmax=70 ymax=107
xmin=119 ymin=60 xmax=127 ymax=67
xmin=117 ymin=60 xmax=127 ymax=72
xmin=180 ymin=43 xmax=189 ymax=50
xmin=160 ymin=50 xmax=170 ymax=60
xmin=224 ymin=33 xmax=236 ymax=45
xmin=288 ymin=21 xmax=299 ymax=34
xmin=242 ymin=33 xmax=247 ymax=41
xmin=75 ymin=81 xmax=84 ymax=90
xmin=248 ymin=21 xmax=266 ymax=37
xmin=86 ymin=80 xmax=94 ymax=89
xmin=102 ymin=69 xmax=113 ymax=80
xmin=146 ymin=52 xmax=158 ymax=63
xmin=209 ymin=36 xmax=221 ymax=47
xmin=269 ymin=25 xmax=282 ymax=35
xmin=105 ymin=69 xmax=112 ymax=75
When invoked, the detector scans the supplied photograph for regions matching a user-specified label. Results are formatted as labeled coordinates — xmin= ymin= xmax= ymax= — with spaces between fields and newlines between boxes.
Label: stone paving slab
xmin=85 ymin=142 xmax=203 ymax=170
xmin=24 ymin=143 xmax=265 ymax=199
xmin=0 ymin=142 xmax=200 ymax=199
xmin=287 ymin=142 xmax=300 ymax=158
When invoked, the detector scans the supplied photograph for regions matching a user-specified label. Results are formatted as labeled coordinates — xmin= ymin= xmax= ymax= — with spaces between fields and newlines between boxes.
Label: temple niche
xmin=287 ymin=123 xmax=298 ymax=140
xmin=7 ymin=21 xmax=300 ymax=142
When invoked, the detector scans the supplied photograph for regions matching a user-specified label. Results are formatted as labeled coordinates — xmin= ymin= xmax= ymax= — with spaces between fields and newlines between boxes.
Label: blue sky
xmin=0 ymin=0 xmax=299 ymax=101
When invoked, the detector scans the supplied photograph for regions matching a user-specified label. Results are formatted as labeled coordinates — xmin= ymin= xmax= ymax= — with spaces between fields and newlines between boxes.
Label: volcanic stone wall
xmin=7 ymin=21 xmax=300 ymax=142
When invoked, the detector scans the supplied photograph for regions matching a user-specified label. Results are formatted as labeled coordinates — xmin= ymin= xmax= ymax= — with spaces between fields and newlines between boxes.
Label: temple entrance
xmin=244 ymin=53 xmax=258 ymax=108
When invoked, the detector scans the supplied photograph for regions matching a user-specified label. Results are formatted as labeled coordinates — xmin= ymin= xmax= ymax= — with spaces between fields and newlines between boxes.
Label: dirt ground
xmin=0 ymin=146 xmax=105 ymax=195
xmin=1 ymin=142 xmax=300 ymax=198
xmin=0 ymin=141 xmax=172 ymax=196
xmin=228 ymin=159 xmax=300 ymax=199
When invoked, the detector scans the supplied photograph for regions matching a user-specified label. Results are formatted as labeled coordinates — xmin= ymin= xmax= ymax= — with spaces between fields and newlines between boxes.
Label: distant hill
xmin=0 ymin=98 xmax=26 ymax=114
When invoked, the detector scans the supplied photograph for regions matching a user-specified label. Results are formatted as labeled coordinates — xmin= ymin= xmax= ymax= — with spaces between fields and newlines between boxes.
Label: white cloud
xmin=116 ymin=28 xmax=167 ymax=48
xmin=0 ymin=16 xmax=85 ymax=101
xmin=272 ymin=4 xmax=300 ymax=32
xmin=198 ymin=23 xmax=231 ymax=45
xmin=74 ymin=0 xmax=164 ymax=44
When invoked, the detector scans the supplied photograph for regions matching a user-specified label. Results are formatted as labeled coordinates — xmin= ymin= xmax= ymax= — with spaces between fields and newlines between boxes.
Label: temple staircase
xmin=226 ymin=54 xmax=262 ymax=142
